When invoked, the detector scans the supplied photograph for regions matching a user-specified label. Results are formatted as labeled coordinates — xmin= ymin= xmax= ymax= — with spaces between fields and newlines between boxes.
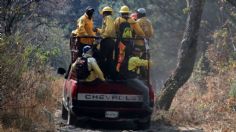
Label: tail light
xmin=149 ymin=85 xmax=155 ymax=107
xmin=71 ymin=81 xmax=77 ymax=99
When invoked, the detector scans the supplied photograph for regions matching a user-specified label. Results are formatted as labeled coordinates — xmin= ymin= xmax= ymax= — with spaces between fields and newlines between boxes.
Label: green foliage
xmin=191 ymin=53 xmax=210 ymax=92
xmin=0 ymin=1 xmax=70 ymax=131
xmin=183 ymin=7 xmax=190 ymax=14
xmin=34 ymin=48 xmax=60 ymax=64
xmin=229 ymin=82 xmax=236 ymax=98
xmin=213 ymin=28 xmax=228 ymax=40
xmin=197 ymin=53 xmax=211 ymax=73
xmin=0 ymin=35 xmax=28 ymax=85
xmin=231 ymin=51 xmax=236 ymax=59
xmin=227 ymin=10 xmax=236 ymax=27
xmin=35 ymin=49 xmax=50 ymax=63
xmin=211 ymin=27 xmax=236 ymax=73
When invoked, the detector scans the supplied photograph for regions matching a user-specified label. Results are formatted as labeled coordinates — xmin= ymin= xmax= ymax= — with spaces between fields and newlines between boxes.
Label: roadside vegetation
xmin=153 ymin=27 xmax=236 ymax=131
xmin=1 ymin=0 xmax=236 ymax=131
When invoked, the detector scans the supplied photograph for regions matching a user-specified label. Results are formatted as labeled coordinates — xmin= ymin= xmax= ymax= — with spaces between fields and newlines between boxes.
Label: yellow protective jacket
xmin=128 ymin=56 xmax=148 ymax=74
xmin=135 ymin=17 xmax=154 ymax=46
xmin=114 ymin=17 xmax=145 ymax=72
xmin=114 ymin=17 xmax=145 ymax=38
xmin=74 ymin=13 xmax=96 ymax=44
xmin=97 ymin=15 xmax=116 ymax=38
xmin=71 ymin=54 xmax=105 ymax=82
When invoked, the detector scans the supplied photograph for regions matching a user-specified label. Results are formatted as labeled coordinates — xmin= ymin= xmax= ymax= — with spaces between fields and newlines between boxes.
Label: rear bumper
xmin=69 ymin=100 xmax=152 ymax=121
xmin=71 ymin=107 xmax=151 ymax=121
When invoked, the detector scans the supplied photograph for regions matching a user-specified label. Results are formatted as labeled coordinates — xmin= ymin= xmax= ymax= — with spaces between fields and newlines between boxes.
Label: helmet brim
xmin=100 ymin=10 xmax=113 ymax=15
xmin=119 ymin=11 xmax=130 ymax=13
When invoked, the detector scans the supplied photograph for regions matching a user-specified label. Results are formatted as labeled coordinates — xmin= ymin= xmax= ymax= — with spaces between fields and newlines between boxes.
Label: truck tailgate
xmin=75 ymin=81 xmax=143 ymax=108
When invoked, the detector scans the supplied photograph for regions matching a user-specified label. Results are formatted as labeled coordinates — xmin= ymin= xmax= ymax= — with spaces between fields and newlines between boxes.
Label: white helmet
xmin=137 ymin=8 xmax=146 ymax=15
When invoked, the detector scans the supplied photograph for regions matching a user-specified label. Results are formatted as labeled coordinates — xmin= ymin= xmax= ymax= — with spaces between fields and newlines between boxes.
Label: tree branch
xmin=226 ymin=0 xmax=236 ymax=7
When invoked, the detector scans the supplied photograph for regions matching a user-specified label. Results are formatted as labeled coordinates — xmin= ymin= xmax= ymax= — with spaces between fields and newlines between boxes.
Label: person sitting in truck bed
xmin=70 ymin=46 xmax=105 ymax=83
xmin=126 ymin=47 xmax=151 ymax=111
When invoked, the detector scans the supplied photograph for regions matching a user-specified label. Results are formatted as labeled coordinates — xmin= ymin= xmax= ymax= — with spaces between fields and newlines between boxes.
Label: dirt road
xmin=54 ymin=110 xmax=203 ymax=132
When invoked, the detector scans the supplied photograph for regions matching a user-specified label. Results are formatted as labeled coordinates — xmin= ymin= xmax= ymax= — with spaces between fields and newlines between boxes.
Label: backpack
xmin=76 ymin=57 xmax=90 ymax=80
xmin=119 ymin=20 xmax=133 ymax=40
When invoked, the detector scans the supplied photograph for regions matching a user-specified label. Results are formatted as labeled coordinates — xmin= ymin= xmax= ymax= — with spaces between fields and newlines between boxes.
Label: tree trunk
xmin=156 ymin=0 xmax=206 ymax=110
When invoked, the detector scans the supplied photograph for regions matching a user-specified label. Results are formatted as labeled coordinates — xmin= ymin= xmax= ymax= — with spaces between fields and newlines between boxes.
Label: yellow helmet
xmin=119 ymin=5 xmax=130 ymax=13
xmin=101 ymin=6 xmax=113 ymax=14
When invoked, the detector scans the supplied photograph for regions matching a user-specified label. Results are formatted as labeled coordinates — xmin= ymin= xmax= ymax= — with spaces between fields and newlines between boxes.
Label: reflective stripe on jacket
xmin=97 ymin=15 xmax=116 ymax=38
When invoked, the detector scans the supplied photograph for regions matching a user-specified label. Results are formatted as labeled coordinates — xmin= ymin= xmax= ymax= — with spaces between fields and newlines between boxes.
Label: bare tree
xmin=156 ymin=0 xmax=206 ymax=110
xmin=0 ymin=0 xmax=42 ymax=36
xmin=0 ymin=0 xmax=68 ymax=36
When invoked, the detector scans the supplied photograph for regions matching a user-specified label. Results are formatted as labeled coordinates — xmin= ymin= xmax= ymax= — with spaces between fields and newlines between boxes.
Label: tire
xmin=67 ymin=110 xmax=77 ymax=125
xmin=135 ymin=117 xmax=151 ymax=130
xmin=61 ymin=103 xmax=68 ymax=120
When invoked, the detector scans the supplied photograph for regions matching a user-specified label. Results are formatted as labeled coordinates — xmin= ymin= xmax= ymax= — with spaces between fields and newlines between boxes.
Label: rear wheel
xmin=61 ymin=103 xmax=68 ymax=120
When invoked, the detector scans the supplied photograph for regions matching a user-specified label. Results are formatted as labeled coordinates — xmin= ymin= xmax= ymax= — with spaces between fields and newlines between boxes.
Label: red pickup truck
xmin=58 ymin=70 xmax=155 ymax=129
xmin=58 ymin=37 xmax=155 ymax=130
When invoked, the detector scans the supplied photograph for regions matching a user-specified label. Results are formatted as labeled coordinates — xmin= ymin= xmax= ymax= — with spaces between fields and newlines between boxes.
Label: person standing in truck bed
xmin=72 ymin=6 xmax=96 ymax=57
xmin=95 ymin=6 xmax=116 ymax=79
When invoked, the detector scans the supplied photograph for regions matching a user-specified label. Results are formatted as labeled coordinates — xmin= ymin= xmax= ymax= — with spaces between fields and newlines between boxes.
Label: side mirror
xmin=57 ymin=68 xmax=66 ymax=75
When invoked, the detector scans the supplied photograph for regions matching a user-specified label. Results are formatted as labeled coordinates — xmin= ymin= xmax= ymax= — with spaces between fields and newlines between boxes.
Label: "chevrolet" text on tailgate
xmin=77 ymin=93 xmax=143 ymax=102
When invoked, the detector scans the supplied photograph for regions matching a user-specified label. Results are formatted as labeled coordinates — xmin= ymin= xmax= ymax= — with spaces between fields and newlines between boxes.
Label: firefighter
xmin=114 ymin=5 xmax=145 ymax=73
xmin=114 ymin=5 xmax=145 ymax=40
xmin=126 ymin=47 xmax=151 ymax=111
xmin=96 ymin=6 xmax=116 ymax=38
xmin=95 ymin=6 xmax=116 ymax=79
xmin=71 ymin=45 xmax=105 ymax=83
xmin=73 ymin=6 xmax=96 ymax=57
xmin=135 ymin=8 xmax=154 ymax=55
xmin=128 ymin=47 xmax=149 ymax=78
xmin=66 ymin=6 xmax=96 ymax=79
